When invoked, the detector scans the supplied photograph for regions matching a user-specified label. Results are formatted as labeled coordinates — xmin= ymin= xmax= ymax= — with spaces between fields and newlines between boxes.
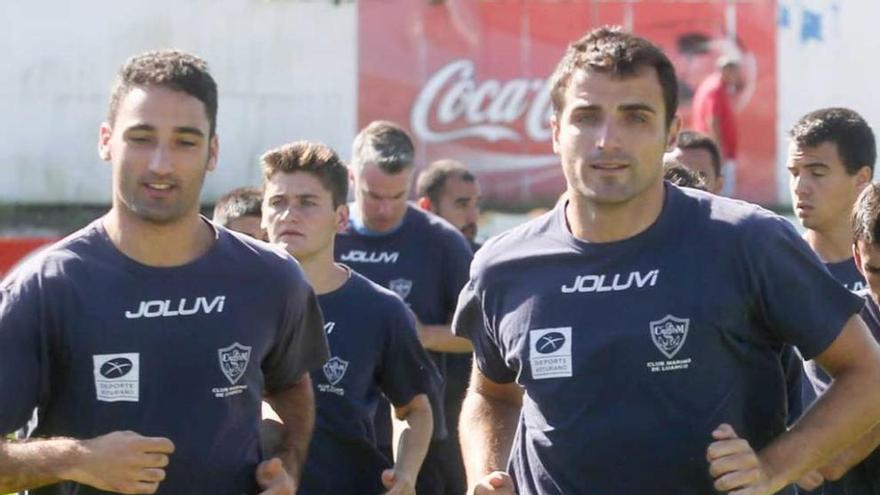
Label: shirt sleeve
xmin=745 ymin=214 xmax=864 ymax=360
xmin=0 ymin=275 xmax=48 ymax=434
xmin=378 ymin=301 xmax=441 ymax=408
xmin=263 ymin=266 xmax=330 ymax=395
xmin=442 ymin=232 xmax=474 ymax=322
xmin=452 ymin=271 xmax=517 ymax=384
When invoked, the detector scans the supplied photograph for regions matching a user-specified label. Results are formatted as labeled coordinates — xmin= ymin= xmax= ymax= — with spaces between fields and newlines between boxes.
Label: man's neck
xmin=566 ymin=182 xmax=665 ymax=243
xmin=297 ymin=249 xmax=349 ymax=295
xmin=803 ymin=225 xmax=853 ymax=264
xmin=102 ymin=207 xmax=214 ymax=267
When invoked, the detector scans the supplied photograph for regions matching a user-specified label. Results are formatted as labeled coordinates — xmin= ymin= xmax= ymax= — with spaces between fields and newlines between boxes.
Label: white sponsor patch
xmin=529 ymin=327 xmax=572 ymax=379
xmin=93 ymin=353 xmax=140 ymax=402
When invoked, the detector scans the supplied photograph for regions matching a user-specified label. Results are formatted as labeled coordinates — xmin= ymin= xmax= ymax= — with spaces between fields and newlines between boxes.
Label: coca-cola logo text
xmin=411 ymin=59 xmax=553 ymax=144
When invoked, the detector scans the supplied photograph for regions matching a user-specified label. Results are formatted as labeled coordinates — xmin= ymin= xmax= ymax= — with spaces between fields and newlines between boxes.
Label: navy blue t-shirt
xmin=0 ymin=219 xmax=329 ymax=495
xmin=299 ymin=269 xmax=439 ymax=494
xmin=454 ymin=184 xmax=862 ymax=495
xmin=804 ymin=260 xmax=869 ymax=399
xmin=335 ymin=204 xmax=473 ymax=444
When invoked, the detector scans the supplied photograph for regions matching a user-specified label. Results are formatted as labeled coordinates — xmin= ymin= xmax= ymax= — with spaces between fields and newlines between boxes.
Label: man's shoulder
xmin=1 ymin=220 xmax=105 ymax=290
xmin=675 ymin=186 xmax=789 ymax=236
xmin=214 ymin=225 xmax=307 ymax=285
xmin=471 ymin=208 xmax=563 ymax=274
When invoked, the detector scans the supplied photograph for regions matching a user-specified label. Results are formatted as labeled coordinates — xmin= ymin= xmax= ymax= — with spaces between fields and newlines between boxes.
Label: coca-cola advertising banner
xmin=359 ymin=0 xmax=777 ymax=205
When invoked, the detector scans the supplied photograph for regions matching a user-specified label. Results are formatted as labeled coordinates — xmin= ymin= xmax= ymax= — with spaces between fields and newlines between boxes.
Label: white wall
xmin=777 ymin=0 xmax=880 ymax=205
xmin=0 ymin=0 xmax=357 ymax=204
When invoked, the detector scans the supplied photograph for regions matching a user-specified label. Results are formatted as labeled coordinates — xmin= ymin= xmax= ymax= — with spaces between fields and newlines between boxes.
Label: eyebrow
xmin=125 ymin=123 xmax=205 ymax=137
xmin=619 ymin=103 xmax=657 ymax=114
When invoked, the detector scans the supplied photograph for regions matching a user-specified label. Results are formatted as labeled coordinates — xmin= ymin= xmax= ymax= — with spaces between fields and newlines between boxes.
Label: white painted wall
xmin=777 ymin=0 xmax=880 ymax=206
xmin=0 ymin=0 xmax=357 ymax=204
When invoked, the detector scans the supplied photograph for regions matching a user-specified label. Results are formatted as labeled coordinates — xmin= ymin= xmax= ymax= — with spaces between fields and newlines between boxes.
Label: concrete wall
xmin=777 ymin=0 xmax=880 ymax=205
xmin=0 ymin=0 xmax=357 ymax=204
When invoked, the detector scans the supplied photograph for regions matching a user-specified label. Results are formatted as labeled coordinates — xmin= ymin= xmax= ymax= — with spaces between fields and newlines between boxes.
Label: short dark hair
xmin=790 ymin=107 xmax=876 ymax=175
xmin=261 ymin=141 xmax=349 ymax=208
xmin=351 ymin=120 xmax=415 ymax=174
xmin=663 ymin=157 xmax=707 ymax=191
xmin=676 ymin=130 xmax=722 ymax=177
xmin=108 ymin=49 xmax=219 ymax=137
xmin=853 ymin=182 xmax=880 ymax=244
xmin=416 ymin=159 xmax=477 ymax=204
xmin=213 ymin=187 xmax=263 ymax=227
xmin=549 ymin=26 xmax=679 ymax=127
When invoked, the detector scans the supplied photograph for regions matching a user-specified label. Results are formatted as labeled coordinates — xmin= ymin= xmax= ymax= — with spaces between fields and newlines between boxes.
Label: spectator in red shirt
xmin=691 ymin=56 xmax=743 ymax=196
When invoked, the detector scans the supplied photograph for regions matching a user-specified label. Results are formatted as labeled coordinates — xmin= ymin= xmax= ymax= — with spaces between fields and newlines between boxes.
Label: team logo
xmin=389 ymin=278 xmax=413 ymax=300
xmin=218 ymin=343 xmax=252 ymax=385
xmin=93 ymin=353 xmax=140 ymax=402
xmin=323 ymin=357 xmax=349 ymax=386
xmin=535 ymin=332 xmax=566 ymax=354
xmin=649 ymin=315 xmax=690 ymax=359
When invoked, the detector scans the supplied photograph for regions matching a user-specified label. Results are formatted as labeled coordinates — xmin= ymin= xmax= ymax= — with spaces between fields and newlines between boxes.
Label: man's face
xmin=787 ymin=141 xmax=869 ymax=233
xmin=434 ymin=175 xmax=481 ymax=241
xmin=99 ymin=85 xmax=218 ymax=225
xmin=225 ymin=216 xmax=265 ymax=241
xmin=667 ymin=147 xmax=723 ymax=194
xmin=855 ymin=240 xmax=880 ymax=304
xmin=551 ymin=68 xmax=678 ymax=207
xmin=263 ymin=171 xmax=346 ymax=261
xmin=354 ymin=163 xmax=413 ymax=233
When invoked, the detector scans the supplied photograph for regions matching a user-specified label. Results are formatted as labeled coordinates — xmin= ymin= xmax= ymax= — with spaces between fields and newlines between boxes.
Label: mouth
xmin=589 ymin=162 xmax=629 ymax=171
xmin=142 ymin=182 xmax=176 ymax=197
xmin=278 ymin=229 xmax=304 ymax=238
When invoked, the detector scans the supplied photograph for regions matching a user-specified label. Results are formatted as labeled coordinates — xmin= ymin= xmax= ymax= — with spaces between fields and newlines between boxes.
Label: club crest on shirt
xmin=323 ymin=356 xmax=349 ymax=386
xmin=649 ymin=315 xmax=689 ymax=359
xmin=218 ymin=342 xmax=252 ymax=385
xmin=389 ymin=278 xmax=413 ymax=300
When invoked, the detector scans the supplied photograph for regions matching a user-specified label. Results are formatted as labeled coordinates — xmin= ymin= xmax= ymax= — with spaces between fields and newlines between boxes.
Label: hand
xmin=256 ymin=457 xmax=295 ymax=495
xmin=707 ymin=423 xmax=773 ymax=494
xmin=470 ymin=471 xmax=515 ymax=494
xmin=796 ymin=470 xmax=824 ymax=491
xmin=65 ymin=430 xmax=174 ymax=494
xmin=380 ymin=469 xmax=415 ymax=494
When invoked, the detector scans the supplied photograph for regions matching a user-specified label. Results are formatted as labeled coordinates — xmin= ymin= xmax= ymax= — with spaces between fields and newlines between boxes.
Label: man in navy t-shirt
xmin=797 ymin=183 xmax=880 ymax=495
xmin=260 ymin=140 xmax=437 ymax=494
xmin=335 ymin=121 xmax=473 ymax=495
xmin=213 ymin=186 xmax=267 ymax=241
xmin=453 ymin=27 xmax=880 ymax=495
xmin=0 ymin=50 xmax=328 ymax=495
xmin=415 ymin=158 xmax=483 ymax=493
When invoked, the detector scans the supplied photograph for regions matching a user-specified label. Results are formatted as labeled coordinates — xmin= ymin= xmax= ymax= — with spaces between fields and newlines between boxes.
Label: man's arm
xmin=460 ymin=365 xmax=523 ymax=494
xmin=261 ymin=374 xmax=315 ymax=490
xmin=383 ymin=394 xmax=433 ymax=494
xmin=708 ymin=314 xmax=880 ymax=494
xmin=0 ymin=431 xmax=174 ymax=494
xmin=417 ymin=321 xmax=473 ymax=353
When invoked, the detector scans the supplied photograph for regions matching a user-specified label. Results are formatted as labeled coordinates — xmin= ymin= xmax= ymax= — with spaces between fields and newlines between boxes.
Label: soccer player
xmin=0 ymin=50 xmax=328 ymax=494
xmin=666 ymin=129 xmax=724 ymax=194
xmin=335 ymin=121 xmax=473 ymax=495
xmin=213 ymin=186 xmax=266 ymax=240
xmin=416 ymin=159 xmax=482 ymax=249
xmin=788 ymin=108 xmax=874 ymax=292
xmin=453 ymin=26 xmax=880 ymax=495
xmin=260 ymin=140 xmax=437 ymax=494
xmin=415 ymin=158 xmax=482 ymax=493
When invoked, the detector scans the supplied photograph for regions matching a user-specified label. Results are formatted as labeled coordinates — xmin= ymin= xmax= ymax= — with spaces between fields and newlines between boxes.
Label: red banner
xmin=0 ymin=238 xmax=55 ymax=278
xmin=359 ymin=0 xmax=777 ymax=205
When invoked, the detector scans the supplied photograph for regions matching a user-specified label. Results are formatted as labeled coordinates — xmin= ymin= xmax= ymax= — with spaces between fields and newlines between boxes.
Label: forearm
xmin=821 ymin=419 xmax=880 ymax=480
xmin=419 ymin=324 xmax=473 ymax=353
xmin=459 ymin=390 xmax=520 ymax=483
xmin=265 ymin=376 xmax=315 ymax=484
xmin=760 ymin=367 xmax=880 ymax=490
xmin=391 ymin=399 xmax=433 ymax=482
xmin=0 ymin=437 xmax=81 ymax=492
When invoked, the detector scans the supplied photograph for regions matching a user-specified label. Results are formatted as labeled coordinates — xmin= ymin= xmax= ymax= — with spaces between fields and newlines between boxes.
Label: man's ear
xmin=336 ymin=203 xmax=350 ymax=233
xmin=855 ymin=242 xmax=865 ymax=278
xmin=665 ymin=116 xmax=682 ymax=152
xmin=417 ymin=196 xmax=433 ymax=212
xmin=98 ymin=122 xmax=113 ymax=161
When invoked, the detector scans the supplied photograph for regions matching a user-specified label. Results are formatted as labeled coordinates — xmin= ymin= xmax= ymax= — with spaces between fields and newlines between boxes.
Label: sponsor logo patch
xmin=93 ymin=353 xmax=140 ymax=402
xmin=529 ymin=327 xmax=572 ymax=379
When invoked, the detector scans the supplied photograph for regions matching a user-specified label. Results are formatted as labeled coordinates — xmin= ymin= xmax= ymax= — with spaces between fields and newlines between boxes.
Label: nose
xmin=377 ymin=199 xmax=393 ymax=216
xmin=595 ymin=121 xmax=619 ymax=151
xmin=465 ymin=204 xmax=479 ymax=224
xmin=147 ymin=145 xmax=173 ymax=175
xmin=792 ymin=174 xmax=810 ymax=199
